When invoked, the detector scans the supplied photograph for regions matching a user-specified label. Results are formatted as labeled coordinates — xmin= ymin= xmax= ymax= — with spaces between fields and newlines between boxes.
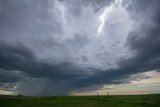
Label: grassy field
xmin=0 ymin=94 xmax=160 ymax=107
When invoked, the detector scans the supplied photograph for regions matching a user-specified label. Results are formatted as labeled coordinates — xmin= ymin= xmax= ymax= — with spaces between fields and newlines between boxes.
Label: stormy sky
xmin=0 ymin=0 xmax=160 ymax=96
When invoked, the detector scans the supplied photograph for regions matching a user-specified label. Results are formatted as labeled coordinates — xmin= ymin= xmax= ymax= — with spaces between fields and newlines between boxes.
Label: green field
xmin=0 ymin=94 xmax=160 ymax=107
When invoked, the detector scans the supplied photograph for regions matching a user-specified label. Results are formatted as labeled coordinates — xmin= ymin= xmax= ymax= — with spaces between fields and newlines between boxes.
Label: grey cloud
xmin=0 ymin=41 xmax=34 ymax=71
xmin=0 ymin=41 xmax=87 ymax=95
xmin=65 ymin=32 xmax=89 ymax=48
xmin=0 ymin=69 xmax=23 ymax=83
xmin=0 ymin=40 xmax=117 ymax=95
xmin=0 ymin=0 xmax=160 ymax=95
xmin=0 ymin=42 xmax=81 ymax=79
xmin=58 ymin=0 xmax=112 ymax=15
xmin=0 ymin=0 xmax=63 ymax=41
xmin=73 ymin=0 xmax=160 ymax=88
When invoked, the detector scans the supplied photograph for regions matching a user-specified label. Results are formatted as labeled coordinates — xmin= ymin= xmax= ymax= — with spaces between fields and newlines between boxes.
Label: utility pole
xmin=97 ymin=91 xmax=99 ymax=96
xmin=97 ymin=91 xmax=99 ymax=100
xmin=107 ymin=92 xmax=109 ymax=99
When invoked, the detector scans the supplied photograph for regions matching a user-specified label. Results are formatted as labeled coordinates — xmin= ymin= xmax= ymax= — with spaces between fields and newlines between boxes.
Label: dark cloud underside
xmin=0 ymin=0 xmax=160 ymax=95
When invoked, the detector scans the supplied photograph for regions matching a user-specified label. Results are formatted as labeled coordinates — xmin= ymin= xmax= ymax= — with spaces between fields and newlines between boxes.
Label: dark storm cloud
xmin=73 ymin=0 xmax=160 ymax=88
xmin=125 ymin=0 xmax=160 ymax=70
xmin=0 ymin=42 xmax=82 ymax=79
xmin=0 ymin=41 xmax=84 ymax=95
xmin=0 ymin=0 xmax=160 ymax=95
xmin=0 ymin=0 xmax=63 ymax=39
xmin=0 ymin=69 xmax=22 ymax=83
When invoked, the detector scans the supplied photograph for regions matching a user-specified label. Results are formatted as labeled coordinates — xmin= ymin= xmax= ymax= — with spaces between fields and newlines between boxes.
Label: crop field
xmin=0 ymin=94 xmax=160 ymax=107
